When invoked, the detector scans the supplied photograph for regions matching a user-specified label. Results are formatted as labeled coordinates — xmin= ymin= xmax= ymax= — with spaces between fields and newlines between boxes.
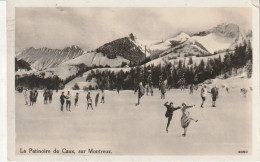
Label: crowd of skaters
xmin=21 ymin=72 xmax=251 ymax=137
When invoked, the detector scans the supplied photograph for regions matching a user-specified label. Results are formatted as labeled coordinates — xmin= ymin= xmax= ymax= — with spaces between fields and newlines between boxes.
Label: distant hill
xmin=16 ymin=45 xmax=85 ymax=70
xmin=96 ymin=34 xmax=146 ymax=63
xmin=15 ymin=58 xmax=31 ymax=72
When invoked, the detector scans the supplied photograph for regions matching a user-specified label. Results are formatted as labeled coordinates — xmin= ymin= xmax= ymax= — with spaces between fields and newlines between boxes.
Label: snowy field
xmin=15 ymin=87 xmax=252 ymax=155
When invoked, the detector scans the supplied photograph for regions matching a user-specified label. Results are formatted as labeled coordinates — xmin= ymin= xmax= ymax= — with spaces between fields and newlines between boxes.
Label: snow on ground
xmin=148 ymin=32 xmax=191 ymax=51
xmin=15 ymin=69 xmax=36 ymax=76
xmin=65 ymin=67 xmax=131 ymax=89
xmin=192 ymin=33 xmax=235 ymax=53
xmin=15 ymin=86 xmax=252 ymax=155
xmin=65 ymin=52 xmax=229 ymax=89
xmin=146 ymin=51 xmax=227 ymax=67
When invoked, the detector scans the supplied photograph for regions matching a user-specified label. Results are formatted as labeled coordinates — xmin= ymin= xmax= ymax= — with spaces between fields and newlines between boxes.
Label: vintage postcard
xmin=6 ymin=0 xmax=260 ymax=161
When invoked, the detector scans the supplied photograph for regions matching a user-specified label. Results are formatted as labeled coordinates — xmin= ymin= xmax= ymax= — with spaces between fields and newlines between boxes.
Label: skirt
xmin=181 ymin=115 xmax=191 ymax=128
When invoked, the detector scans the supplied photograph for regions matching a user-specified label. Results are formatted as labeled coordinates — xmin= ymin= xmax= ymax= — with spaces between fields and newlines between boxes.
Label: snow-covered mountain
xmin=192 ymin=23 xmax=251 ymax=53
xmin=137 ymin=23 xmax=251 ymax=57
xmin=16 ymin=45 xmax=85 ymax=70
xmin=96 ymin=34 xmax=147 ymax=63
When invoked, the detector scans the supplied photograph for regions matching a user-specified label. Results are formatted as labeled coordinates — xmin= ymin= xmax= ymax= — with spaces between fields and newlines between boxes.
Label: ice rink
xmin=15 ymin=87 xmax=252 ymax=155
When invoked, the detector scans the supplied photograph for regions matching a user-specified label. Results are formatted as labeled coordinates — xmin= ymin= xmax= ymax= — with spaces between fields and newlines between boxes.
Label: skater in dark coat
xmin=95 ymin=93 xmax=100 ymax=106
xmin=210 ymin=85 xmax=218 ymax=107
xmin=164 ymin=101 xmax=182 ymax=133
xmin=43 ymin=90 xmax=48 ymax=104
xmin=33 ymin=90 xmax=38 ymax=104
xmin=60 ymin=92 xmax=66 ymax=111
xmin=74 ymin=93 xmax=79 ymax=106
xmin=29 ymin=90 xmax=34 ymax=106
xmin=49 ymin=90 xmax=53 ymax=103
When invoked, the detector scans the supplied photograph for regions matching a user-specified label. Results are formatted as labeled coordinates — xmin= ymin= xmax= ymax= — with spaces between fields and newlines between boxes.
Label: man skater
xmin=60 ymin=92 xmax=66 ymax=111
xmin=210 ymin=85 xmax=218 ymax=107
xmin=33 ymin=89 xmax=38 ymax=104
xmin=164 ymin=101 xmax=182 ymax=133
xmin=29 ymin=90 xmax=34 ymax=106
xmin=181 ymin=103 xmax=198 ymax=137
xmin=87 ymin=92 xmax=91 ymax=100
xmin=95 ymin=92 xmax=100 ymax=106
xmin=49 ymin=89 xmax=53 ymax=103
xmin=74 ymin=92 xmax=79 ymax=106
xmin=135 ymin=82 xmax=145 ymax=106
xmin=43 ymin=89 xmax=48 ymax=104
xmin=101 ymin=90 xmax=105 ymax=104
xmin=66 ymin=91 xmax=72 ymax=111
xmin=150 ymin=82 xmax=154 ymax=96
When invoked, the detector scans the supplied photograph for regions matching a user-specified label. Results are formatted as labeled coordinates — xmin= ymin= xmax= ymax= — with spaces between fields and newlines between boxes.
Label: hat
xmin=170 ymin=102 xmax=173 ymax=105
xmin=182 ymin=102 xmax=186 ymax=106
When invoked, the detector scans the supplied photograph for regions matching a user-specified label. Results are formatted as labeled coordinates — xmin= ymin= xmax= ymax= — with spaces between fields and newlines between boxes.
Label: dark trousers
xmin=66 ymin=100 xmax=71 ymax=111
xmin=44 ymin=97 xmax=48 ymax=104
xmin=87 ymin=103 xmax=93 ymax=110
xmin=49 ymin=96 xmax=52 ymax=103
xmin=61 ymin=100 xmax=64 ymax=111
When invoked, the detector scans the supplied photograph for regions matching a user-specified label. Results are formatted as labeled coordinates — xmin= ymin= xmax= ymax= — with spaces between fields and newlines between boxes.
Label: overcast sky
xmin=15 ymin=7 xmax=252 ymax=51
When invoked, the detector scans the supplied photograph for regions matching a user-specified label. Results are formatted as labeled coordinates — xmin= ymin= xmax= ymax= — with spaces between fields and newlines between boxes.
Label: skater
xmin=210 ymin=85 xmax=218 ymax=107
xmin=33 ymin=89 xmax=38 ymax=104
xmin=190 ymin=84 xmax=194 ymax=94
xmin=226 ymin=87 xmax=229 ymax=93
xmin=150 ymin=83 xmax=154 ymax=96
xmin=29 ymin=90 xmax=34 ymax=106
xmin=181 ymin=103 xmax=198 ymax=137
xmin=101 ymin=90 xmax=105 ymax=104
xmin=95 ymin=92 xmax=100 ymax=106
xmin=60 ymin=92 xmax=66 ymax=111
xmin=161 ymin=81 xmax=166 ymax=99
xmin=200 ymin=85 xmax=207 ymax=108
xmin=43 ymin=89 xmax=48 ymax=104
xmin=74 ymin=92 xmax=79 ymax=106
xmin=135 ymin=82 xmax=145 ymax=106
xmin=66 ymin=91 xmax=72 ymax=111
xmin=87 ymin=92 xmax=91 ymax=100
xmin=146 ymin=84 xmax=149 ymax=96
xmin=24 ymin=88 xmax=29 ymax=105
xmin=87 ymin=96 xmax=93 ymax=110
xmin=243 ymin=88 xmax=247 ymax=97
xmin=164 ymin=101 xmax=182 ymax=133
xmin=117 ymin=85 xmax=120 ymax=94
xmin=49 ymin=89 xmax=53 ymax=103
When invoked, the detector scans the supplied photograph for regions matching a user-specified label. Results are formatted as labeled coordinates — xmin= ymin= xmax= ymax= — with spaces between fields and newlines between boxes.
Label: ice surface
xmin=15 ymin=86 xmax=252 ymax=155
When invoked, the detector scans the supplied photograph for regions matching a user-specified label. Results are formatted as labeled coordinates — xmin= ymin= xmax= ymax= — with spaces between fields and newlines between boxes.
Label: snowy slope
xmin=192 ymin=33 xmax=235 ymax=53
xmin=42 ymin=52 xmax=130 ymax=80
xmin=16 ymin=45 xmax=85 ymax=70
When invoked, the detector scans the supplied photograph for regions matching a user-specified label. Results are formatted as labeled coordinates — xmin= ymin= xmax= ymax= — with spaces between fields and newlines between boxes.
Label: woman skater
xmin=200 ymin=85 xmax=207 ymax=108
xmin=181 ymin=103 xmax=198 ymax=137
xmin=164 ymin=101 xmax=182 ymax=133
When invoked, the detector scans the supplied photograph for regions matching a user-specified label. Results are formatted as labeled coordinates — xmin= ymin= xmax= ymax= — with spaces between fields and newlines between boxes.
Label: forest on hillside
xmin=15 ymin=41 xmax=252 ymax=90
